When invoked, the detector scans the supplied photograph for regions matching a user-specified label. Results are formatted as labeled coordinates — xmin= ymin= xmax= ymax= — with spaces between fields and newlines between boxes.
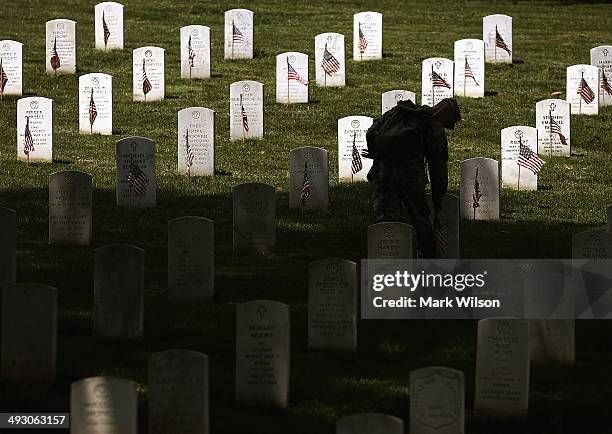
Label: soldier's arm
xmin=426 ymin=123 xmax=449 ymax=214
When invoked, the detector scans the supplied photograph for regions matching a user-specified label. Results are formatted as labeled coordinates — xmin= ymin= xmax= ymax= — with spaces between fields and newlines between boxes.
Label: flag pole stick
xmin=464 ymin=58 xmax=467 ymax=97
xmin=241 ymin=94 xmax=245 ymax=140
xmin=579 ymin=71 xmax=583 ymax=115
xmin=517 ymin=165 xmax=521 ymax=190
xmin=231 ymin=20 xmax=235 ymax=59
xmin=287 ymin=57 xmax=290 ymax=103
xmin=431 ymin=64 xmax=435 ymax=106
xmin=549 ymin=110 xmax=553 ymax=158
xmin=494 ymin=26 xmax=497 ymax=63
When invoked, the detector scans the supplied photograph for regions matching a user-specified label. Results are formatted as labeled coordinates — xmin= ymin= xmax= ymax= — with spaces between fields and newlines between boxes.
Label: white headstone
xmin=230 ymin=80 xmax=264 ymax=140
xmin=409 ymin=367 xmax=465 ymax=434
xmin=149 ymin=350 xmax=209 ymax=434
xmin=49 ymin=171 xmax=92 ymax=245
xmin=454 ymin=39 xmax=485 ymax=98
xmin=381 ymin=90 xmax=416 ymax=114
xmin=289 ymin=147 xmax=329 ymax=211
xmin=133 ymin=46 xmax=165 ymax=101
xmin=71 ymin=377 xmax=137 ymax=434
xmin=0 ymin=40 xmax=23 ymax=96
xmin=566 ymin=64 xmax=599 ymax=115
xmin=474 ymin=319 xmax=530 ymax=417
xmin=460 ymin=157 xmax=499 ymax=220
xmin=529 ymin=320 xmax=575 ymax=365
xmin=483 ymin=14 xmax=512 ymax=64
xmin=315 ymin=33 xmax=345 ymax=87
xmin=426 ymin=193 xmax=460 ymax=259
xmin=1 ymin=283 xmax=56 ymax=383
xmin=116 ymin=136 xmax=156 ymax=208
xmin=338 ymin=115 xmax=373 ymax=182
xmin=46 ymin=19 xmax=77 ymax=75
xmin=0 ymin=208 xmax=16 ymax=289
xmin=16 ymin=97 xmax=53 ymax=163
xmin=235 ymin=300 xmax=289 ymax=407
xmin=590 ymin=45 xmax=612 ymax=107
xmin=572 ymin=230 xmax=612 ymax=261
xmin=353 ymin=12 xmax=383 ymax=61
xmin=224 ymin=9 xmax=253 ymax=59
xmin=308 ymin=258 xmax=358 ymax=350
xmin=535 ymin=99 xmax=570 ymax=157
xmin=168 ymin=217 xmax=214 ymax=302
xmin=421 ymin=58 xmax=454 ymax=106
xmin=94 ymin=244 xmax=144 ymax=339
xmin=501 ymin=126 xmax=539 ymax=191
xmin=178 ymin=107 xmax=215 ymax=176
xmin=79 ymin=73 xmax=112 ymax=135
xmin=276 ymin=52 xmax=309 ymax=103
xmin=233 ymin=183 xmax=276 ymax=254
xmin=181 ymin=25 xmax=211 ymax=79
xmin=337 ymin=413 xmax=404 ymax=434
xmin=367 ymin=222 xmax=414 ymax=259
xmin=95 ymin=2 xmax=124 ymax=50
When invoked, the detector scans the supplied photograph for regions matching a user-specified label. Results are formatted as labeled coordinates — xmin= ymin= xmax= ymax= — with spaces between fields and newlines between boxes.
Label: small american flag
xmin=351 ymin=133 xmax=362 ymax=174
xmin=433 ymin=226 xmax=448 ymax=256
xmin=23 ymin=116 xmax=35 ymax=155
xmin=577 ymin=75 xmax=595 ymax=104
xmin=142 ymin=59 xmax=152 ymax=96
xmin=287 ymin=58 xmax=308 ymax=85
xmin=601 ymin=70 xmax=612 ymax=97
xmin=0 ymin=58 xmax=8 ymax=97
xmin=300 ymin=161 xmax=311 ymax=206
xmin=321 ymin=43 xmax=340 ymax=76
xmin=185 ymin=129 xmax=195 ymax=175
xmin=464 ymin=58 xmax=479 ymax=85
xmin=495 ymin=27 xmax=511 ymax=56
xmin=549 ymin=112 xmax=567 ymax=146
xmin=50 ymin=37 xmax=61 ymax=71
xmin=102 ymin=11 xmax=111 ymax=48
xmin=188 ymin=35 xmax=196 ymax=67
xmin=127 ymin=158 xmax=149 ymax=196
xmin=517 ymin=141 xmax=545 ymax=174
xmin=472 ymin=167 xmax=482 ymax=210
xmin=240 ymin=95 xmax=249 ymax=132
xmin=232 ymin=21 xmax=249 ymax=46
xmin=89 ymin=88 xmax=98 ymax=129
xmin=431 ymin=70 xmax=451 ymax=89
xmin=358 ymin=23 xmax=368 ymax=54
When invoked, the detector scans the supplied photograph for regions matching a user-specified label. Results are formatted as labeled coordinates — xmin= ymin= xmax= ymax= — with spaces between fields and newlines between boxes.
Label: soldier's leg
xmin=401 ymin=189 xmax=437 ymax=258
xmin=372 ymin=183 xmax=402 ymax=223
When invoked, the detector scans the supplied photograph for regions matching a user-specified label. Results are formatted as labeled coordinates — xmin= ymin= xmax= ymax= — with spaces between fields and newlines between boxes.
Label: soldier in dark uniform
xmin=365 ymin=98 xmax=461 ymax=258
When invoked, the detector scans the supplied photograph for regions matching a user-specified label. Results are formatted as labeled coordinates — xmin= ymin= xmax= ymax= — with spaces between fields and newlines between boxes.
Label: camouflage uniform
xmin=366 ymin=101 xmax=449 ymax=258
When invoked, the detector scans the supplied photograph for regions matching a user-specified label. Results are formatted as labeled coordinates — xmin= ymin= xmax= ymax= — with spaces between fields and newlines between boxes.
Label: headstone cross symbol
xmin=257 ymin=305 xmax=267 ymax=319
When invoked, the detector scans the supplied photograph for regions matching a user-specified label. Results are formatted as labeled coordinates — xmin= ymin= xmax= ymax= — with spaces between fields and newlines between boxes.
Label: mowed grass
xmin=0 ymin=0 xmax=611 ymax=433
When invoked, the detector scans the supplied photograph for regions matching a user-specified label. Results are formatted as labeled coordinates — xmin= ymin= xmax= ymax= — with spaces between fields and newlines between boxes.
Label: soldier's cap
xmin=432 ymin=98 xmax=462 ymax=124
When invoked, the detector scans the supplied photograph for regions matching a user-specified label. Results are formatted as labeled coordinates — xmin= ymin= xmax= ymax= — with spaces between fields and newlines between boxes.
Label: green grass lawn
xmin=1 ymin=0 xmax=611 ymax=433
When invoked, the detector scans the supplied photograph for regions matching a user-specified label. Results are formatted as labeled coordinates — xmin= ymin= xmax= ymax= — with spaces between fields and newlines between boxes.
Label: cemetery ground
xmin=1 ymin=0 xmax=611 ymax=433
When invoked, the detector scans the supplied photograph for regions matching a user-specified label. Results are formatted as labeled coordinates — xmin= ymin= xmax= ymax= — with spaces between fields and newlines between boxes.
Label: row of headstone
xmin=71 ymin=351 xmax=209 ymax=434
